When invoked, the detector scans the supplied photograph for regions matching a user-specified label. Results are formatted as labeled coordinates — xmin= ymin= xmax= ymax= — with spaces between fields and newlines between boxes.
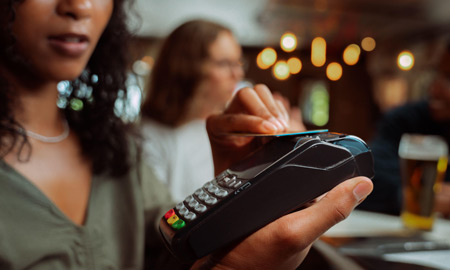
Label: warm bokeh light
xmin=132 ymin=56 xmax=153 ymax=76
xmin=272 ymin=60 xmax=290 ymax=80
xmin=280 ymin=32 xmax=297 ymax=52
xmin=299 ymin=82 xmax=329 ymax=127
xmin=397 ymin=50 xmax=414 ymax=71
xmin=257 ymin=48 xmax=277 ymax=69
xmin=438 ymin=157 xmax=448 ymax=173
xmin=142 ymin=55 xmax=155 ymax=66
xmin=311 ymin=37 xmax=326 ymax=67
xmin=256 ymin=52 xmax=270 ymax=69
xmin=261 ymin=48 xmax=277 ymax=66
xmin=310 ymin=86 xmax=329 ymax=126
xmin=361 ymin=37 xmax=376 ymax=52
xmin=374 ymin=77 xmax=408 ymax=112
xmin=326 ymin=62 xmax=343 ymax=81
xmin=343 ymin=44 xmax=361 ymax=66
xmin=287 ymin=57 xmax=302 ymax=74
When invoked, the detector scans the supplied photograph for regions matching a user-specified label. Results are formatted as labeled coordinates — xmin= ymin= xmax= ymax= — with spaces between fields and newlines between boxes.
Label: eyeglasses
xmin=208 ymin=58 xmax=247 ymax=72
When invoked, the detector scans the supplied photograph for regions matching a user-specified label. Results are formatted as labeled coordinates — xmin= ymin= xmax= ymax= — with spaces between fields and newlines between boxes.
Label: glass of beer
xmin=399 ymin=134 xmax=448 ymax=231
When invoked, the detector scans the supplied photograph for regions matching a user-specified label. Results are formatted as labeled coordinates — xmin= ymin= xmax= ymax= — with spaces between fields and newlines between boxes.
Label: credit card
xmin=225 ymin=129 xmax=329 ymax=137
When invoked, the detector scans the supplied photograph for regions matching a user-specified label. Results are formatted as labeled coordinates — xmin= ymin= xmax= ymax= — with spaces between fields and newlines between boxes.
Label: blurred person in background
xmin=140 ymin=19 xmax=291 ymax=201
xmin=358 ymin=42 xmax=450 ymax=217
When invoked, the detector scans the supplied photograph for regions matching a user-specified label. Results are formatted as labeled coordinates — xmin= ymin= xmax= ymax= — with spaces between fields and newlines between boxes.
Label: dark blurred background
xmin=124 ymin=0 xmax=450 ymax=142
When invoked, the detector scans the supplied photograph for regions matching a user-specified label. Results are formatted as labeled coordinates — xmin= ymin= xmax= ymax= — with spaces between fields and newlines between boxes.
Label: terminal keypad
xmin=163 ymin=171 xmax=245 ymax=230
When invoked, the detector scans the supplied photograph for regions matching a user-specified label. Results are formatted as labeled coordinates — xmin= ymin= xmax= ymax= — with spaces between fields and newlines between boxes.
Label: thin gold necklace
xmin=24 ymin=120 xmax=70 ymax=143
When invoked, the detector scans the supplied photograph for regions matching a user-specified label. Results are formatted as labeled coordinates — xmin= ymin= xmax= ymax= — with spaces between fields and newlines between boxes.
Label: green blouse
xmin=0 ymin=159 xmax=183 ymax=270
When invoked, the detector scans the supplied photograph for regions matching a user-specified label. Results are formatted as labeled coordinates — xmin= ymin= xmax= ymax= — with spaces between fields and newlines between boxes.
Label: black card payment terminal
xmin=159 ymin=132 xmax=374 ymax=262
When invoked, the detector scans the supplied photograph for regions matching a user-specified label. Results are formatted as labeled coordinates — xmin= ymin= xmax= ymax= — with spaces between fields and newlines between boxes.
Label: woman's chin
xmin=37 ymin=60 xmax=89 ymax=82
xmin=42 ymin=70 xmax=85 ymax=83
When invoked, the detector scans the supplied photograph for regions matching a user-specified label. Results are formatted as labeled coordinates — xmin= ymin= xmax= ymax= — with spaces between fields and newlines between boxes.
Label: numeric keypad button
xmin=214 ymin=188 xmax=228 ymax=198
xmin=205 ymin=196 xmax=218 ymax=205
xmin=185 ymin=195 xmax=195 ymax=204
xmin=203 ymin=182 xmax=214 ymax=190
xmin=184 ymin=212 xmax=197 ymax=221
xmin=207 ymin=185 xmax=219 ymax=193
xmin=178 ymin=207 xmax=189 ymax=216
xmin=198 ymin=192 xmax=209 ymax=201
xmin=194 ymin=204 xmax=207 ymax=213
xmin=175 ymin=202 xmax=185 ymax=210
xmin=194 ymin=188 xmax=203 ymax=196
xmin=188 ymin=199 xmax=199 ymax=208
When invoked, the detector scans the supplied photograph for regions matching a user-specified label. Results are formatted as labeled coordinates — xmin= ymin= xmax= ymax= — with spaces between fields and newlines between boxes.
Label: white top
xmin=141 ymin=119 xmax=215 ymax=202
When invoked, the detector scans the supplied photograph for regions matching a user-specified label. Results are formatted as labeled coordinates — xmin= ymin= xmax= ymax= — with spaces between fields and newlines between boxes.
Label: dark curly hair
xmin=0 ymin=0 xmax=135 ymax=177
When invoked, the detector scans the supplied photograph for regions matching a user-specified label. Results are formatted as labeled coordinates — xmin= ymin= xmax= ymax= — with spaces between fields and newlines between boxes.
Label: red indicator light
xmin=164 ymin=209 xmax=175 ymax=219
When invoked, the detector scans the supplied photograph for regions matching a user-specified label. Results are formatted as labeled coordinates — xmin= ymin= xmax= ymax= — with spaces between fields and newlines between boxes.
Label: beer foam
xmin=398 ymin=134 xmax=448 ymax=160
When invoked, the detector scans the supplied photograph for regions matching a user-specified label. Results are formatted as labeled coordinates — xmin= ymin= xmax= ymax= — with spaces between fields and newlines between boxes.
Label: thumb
xmin=277 ymin=177 xmax=373 ymax=249
xmin=309 ymin=176 xmax=373 ymax=225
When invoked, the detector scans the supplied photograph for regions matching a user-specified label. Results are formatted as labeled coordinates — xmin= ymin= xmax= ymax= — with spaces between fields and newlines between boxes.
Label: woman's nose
xmin=57 ymin=0 xmax=93 ymax=20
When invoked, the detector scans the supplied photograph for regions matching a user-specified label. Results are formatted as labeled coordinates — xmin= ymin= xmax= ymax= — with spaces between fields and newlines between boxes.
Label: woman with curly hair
xmin=0 ymin=0 xmax=373 ymax=269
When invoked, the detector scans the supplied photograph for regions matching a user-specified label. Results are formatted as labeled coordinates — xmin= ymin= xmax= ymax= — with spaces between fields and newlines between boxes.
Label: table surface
xmin=324 ymin=210 xmax=450 ymax=241
xmin=319 ymin=210 xmax=450 ymax=270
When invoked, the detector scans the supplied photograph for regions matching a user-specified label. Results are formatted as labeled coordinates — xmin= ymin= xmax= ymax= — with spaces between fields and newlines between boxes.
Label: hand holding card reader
xmin=159 ymin=132 xmax=374 ymax=262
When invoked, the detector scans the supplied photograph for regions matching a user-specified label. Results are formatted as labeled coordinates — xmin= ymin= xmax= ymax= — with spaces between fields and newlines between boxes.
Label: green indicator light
xmin=172 ymin=219 xmax=186 ymax=230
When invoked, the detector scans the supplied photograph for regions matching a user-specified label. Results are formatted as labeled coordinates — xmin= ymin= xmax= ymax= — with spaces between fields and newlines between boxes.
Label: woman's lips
xmin=48 ymin=34 xmax=89 ymax=57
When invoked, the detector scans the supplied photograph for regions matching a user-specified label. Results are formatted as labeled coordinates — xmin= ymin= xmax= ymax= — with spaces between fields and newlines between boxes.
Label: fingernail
xmin=262 ymin=120 xmax=278 ymax=132
xmin=278 ymin=117 xmax=289 ymax=129
xmin=353 ymin=180 xmax=372 ymax=203
xmin=269 ymin=117 xmax=283 ymax=130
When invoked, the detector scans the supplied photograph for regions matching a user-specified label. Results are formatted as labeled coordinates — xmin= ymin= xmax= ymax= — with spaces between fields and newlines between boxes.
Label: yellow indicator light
xmin=272 ymin=60 xmax=290 ymax=80
xmin=343 ymin=44 xmax=361 ymax=66
xmin=311 ymin=37 xmax=326 ymax=67
xmin=326 ymin=62 xmax=343 ymax=81
xmin=397 ymin=50 xmax=415 ymax=71
xmin=280 ymin=32 xmax=297 ymax=52
xmin=167 ymin=215 xmax=179 ymax=225
xmin=287 ymin=57 xmax=302 ymax=74
xmin=361 ymin=37 xmax=376 ymax=52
